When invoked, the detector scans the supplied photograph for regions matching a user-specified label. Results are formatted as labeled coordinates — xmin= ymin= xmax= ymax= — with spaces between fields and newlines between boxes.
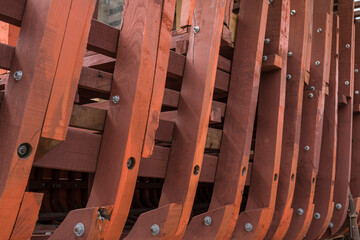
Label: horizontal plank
xmin=0 ymin=0 xmax=25 ymax=26
xmin=0 ymin=43 xmax=15 ymax=70
xmin=261 ymin=54 xmax=282 ymax=71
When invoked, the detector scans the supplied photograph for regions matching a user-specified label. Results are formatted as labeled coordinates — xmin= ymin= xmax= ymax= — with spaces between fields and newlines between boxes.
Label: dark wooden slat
xmin=0 ymin=43 xmax=15 ymax=70
xmin=0 ymin=0 xmax=25 ymax=26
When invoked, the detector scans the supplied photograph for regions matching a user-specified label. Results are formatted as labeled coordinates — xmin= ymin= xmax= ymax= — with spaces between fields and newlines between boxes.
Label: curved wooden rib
xmin=264 ymin=1 xmax=313 ymax=239
xmin=126 ymin=1 xmax=225 ymax=239
xmin=0 ymin=0 xmax=78 ymax=238
xmin=284 ymin=2 xmax=332 ymax=239
xmin=306 ymin=14 xmax=338 ymax=240
xmin=323 ymin=0 xmax=355 ymax=237
xmin=183 ymin=1 xmax=269 ymax=239
xmin=230 ymin=0 xmax=289 ymax=239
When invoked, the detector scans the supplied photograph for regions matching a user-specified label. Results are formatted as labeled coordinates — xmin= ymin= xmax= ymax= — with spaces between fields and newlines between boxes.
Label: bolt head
xmin=345 ymin=81 xmax=350 ymax=86
xmin=329 ymin=222 xmax=334 ymax=228
xmin=304 ymin=146 xmax=310 ymax=151
xmin=112 ymin=95 xmax=120 ymax=104
xmin=127 ymin=157 xmax=135 ymax=169
xmin=308 ymin=93 xmax=314 ymax=98
xmin=317 ymin=28 xmax=322 ymax=33
xmin=291 ymin=10 xmax=296 ymax=15
xmin=244 ymin=223 xmax=253 ymax=232
xmin=297 ymin=208 xmax=304 ymax=215
xmin=193 ymin=26 xmax=200 ymax=34
xmin=74 ymin=223 xmax=85 ymax=236
xmin=264 ymin=38 xmax=271 ymax=44
xmin=151 ymin=224 xmax=160 ymax=235
xmin=287 ymin=74 xmax=292 ymax=80
xmin=335 ymin=203 xmax=342 ymax=210
xmin=355 ymin=69 xmax=359 ymax=73
xmin=314 ymin=212 xmax=321 ymax=219
xmin=315 ymin=61 xmax=320 ymax=66
xmin=310 ymin=86 xmax=315 ymax=90
xmin=268 ymin=0 xmax=274 ymax=4
xmin=262 ymin=55 xmax=268 ymax=61
xmin=14 ymin=70 xmax=23 ymax=81
xmin=355 ymin=90 xmax=359 ymax=95
xmin=203 ymin=216 xmax=212 ymax=226
xmin=346 ymin=44 xmax=351 ymax=48
xmin=288 ymin=51 xmax=293 ymax=57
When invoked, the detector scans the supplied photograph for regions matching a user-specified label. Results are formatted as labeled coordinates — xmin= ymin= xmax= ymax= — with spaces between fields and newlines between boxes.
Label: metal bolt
xmin=245 ymin=223 xmax=253 ymax=232
xmin=288 ymin=51 xmax=293 ymax=57
xmin=269 ymin=0 xmax=274 ymax=3
xmin=304 ymin=146 xmax=310 ymax=151
xmin=18 ymin=145 xmax=28 ymax=156
xmin=74 ymin=223 xmax=85 ymax=237
xmin=287 ymin=74 xmax=292 ymax=80
xmin=127 ymin=157 xmax=135 ymax=169
xmin=317 ymin=28 xmax=322 ymax=33
xmin=151 ymin=224 xmax=160 ymax=236
xmin=345 ymin=81 xmax=350 ymax=86
xmin=315 ymin=61 xmax=321 ymax=66
xmin=264 ymin=38 xmax=271 ymax=44
xmin=335 ymin=203 xmax=342 ymax=210
xmin=346 ymin=44 xmax=351 ymax=48
xmin=193 ymin=26 xmax=200 ymax=34
xmin=355 ymin=90 xmax=359 ymax=95
xmin=263 ymin=55 xmax=268 ymax=61
xmin=355 ymin=69 xmax=359 ymax=73
xmin=204 ymin=216 xmax=212 ymax=226
xmin=314 ymin=212 xmax=321 ymax=219
xmin=291 ymin=10 xmax=296 ymax=15
xmin=112 ymin=95 xmax=120 ymax=104
xmin=297 ymin=208 xmax=304 ymax=215
xmin=329 ymin=222 xmax=334 ymax=229
xmin=310 ymin=86 xmax=315 ymax=91
xmin=308 ymin=93 xmax=314 ymax=98
xmin=14 ymin=70 xmax=23 ymax=81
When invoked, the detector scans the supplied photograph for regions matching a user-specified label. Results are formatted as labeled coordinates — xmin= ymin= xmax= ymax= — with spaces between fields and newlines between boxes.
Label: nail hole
xmin=312 ymin=178 xmax=315 ymax=184
xmin=242 ymin=167 xmax=246 ymax=176
xmin=291 ymin=173 xmax=295 ymax=181
xmin=274 ymin=173 xmax=278 ymax=181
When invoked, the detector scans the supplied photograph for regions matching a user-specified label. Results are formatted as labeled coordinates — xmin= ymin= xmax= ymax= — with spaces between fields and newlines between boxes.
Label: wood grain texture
xmin=0 ymin=42 xmax=14 ymax=70
xmin=0 ymin=0 xmax=73 ymax=238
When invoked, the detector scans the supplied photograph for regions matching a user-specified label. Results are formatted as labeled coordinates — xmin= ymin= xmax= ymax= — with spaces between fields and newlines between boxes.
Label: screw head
xmin=329 ymin=222 xmax=334 ymax=229
xmin=308 ymin=93 xmax=314 ymax=98
xmin=314 ymin=212 xmax=321 ymax=219
xmin=151 ymin=224 xmax=160 ymax=235
xmin=315 ymin=61 xmax=321 ymax=66
xmin=112 ymin=95 xmax=120 ymax=104
xmin=355 ymin=69 xmax=359 ymax=73
xmin=14 ymin=70 xmax=23 ymax=81
xmin=335 ymin=203 xmax=342 ymax=210
xmin=74 ymin=223 xmax=85 ymax=236
xmin=317 ymin=28 xmax=322 ymax=33
xmin=263 ymin=55 xmax=268 ymax=61
xmin=355 ymin=90 xmax=359 ymax=95
xmin=287 ymin=74 xmax=292 ymax=80
xmin=244 ymin=223 xmax=253 ymax=232
xmin=204 ymin=216 xmax=212 ymax=226
xmin=193 ymin=26 xmax=200 ymax=34
xmin=310 ymin=86 xmax=315 ymax=90
xmin=268 ymin=0 xmax=274 ymax=4
xmin=291 ymin=10 xmax=296 ymax=15
xmin=127 ymin=157 xmax=135 ymax=169
xmin=17 ymin=143 xmax=32 ymax=158
xmin=288 ymin=51 xmax=293 ymax=57
xmin=297 ymin=208 xmax=304 ymax=215
xmin=346 ymin=44 xmax=351 ymax=48
xmin=264 ymin=38 xmax=271 ymax=44
xmin=304 ymin=146 xmax=310 ymax=151
xmin=345 ymin=81 xmax=350 ymax=86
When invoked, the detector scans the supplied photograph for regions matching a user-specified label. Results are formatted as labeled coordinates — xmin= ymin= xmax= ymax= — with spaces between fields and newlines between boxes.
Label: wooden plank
xmin=326 ymin=0 xmax=355 ymax=236
xmin=232 ymin=0 xmax=289 ymax=238
xmin=175 ymin=0 xmax=195 ymax=29
xmin=36 ymin=0 xmax=97 ymax=159
xmin=0 ymin=0 xmax=25 ymax=26
xmin=350 ymin=23 xmax=360 ymax=201
xmin=185 ymin=0 xmax=269 ymax=239
xmin=0 ymin=42 xmax=15 ymax=70
xmin=142 ymin=0 xmax=176 ymax=157
xmin=306 ymin=14 xmax=338 ymax=240
xmin=0 ymin=0 xmax=75 ymax=238
xmin=127 ymin=0 xmax=225 ymax=239
xmin=10 ymin=192 xmax=43 ymax=240
xmin=265 ymin=1 xmax=314 ymax=239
